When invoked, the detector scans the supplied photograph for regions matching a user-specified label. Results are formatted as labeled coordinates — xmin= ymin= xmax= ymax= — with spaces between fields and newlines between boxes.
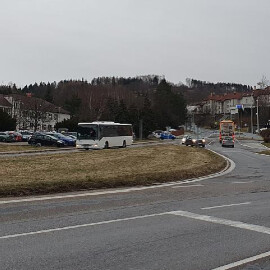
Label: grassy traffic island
xmin=0 ymin=145 xmax=227 ymax=197
xmin=262 ymin=142 xmax=270 ymax=148
xmin=260 ymin=143 xmax=270 ymax=155
xmin=0 ymin=144 xmax=55 ymax=153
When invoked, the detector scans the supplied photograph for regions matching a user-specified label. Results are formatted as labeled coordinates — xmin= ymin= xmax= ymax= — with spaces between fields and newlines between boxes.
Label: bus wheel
xmin=104 ymin=142 xmax=109 ymax=149
xmin=122 ymin=140 xmax=126 ymax=148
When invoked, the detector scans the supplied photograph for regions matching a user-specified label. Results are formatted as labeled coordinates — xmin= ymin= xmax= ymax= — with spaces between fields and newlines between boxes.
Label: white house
xmin=0 ymin=94 xmax=70 ymax=131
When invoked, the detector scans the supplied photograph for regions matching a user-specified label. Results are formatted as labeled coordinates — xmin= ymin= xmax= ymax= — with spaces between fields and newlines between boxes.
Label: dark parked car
xmin=185 ymin=137 xmax=205 ymax=147
xmin=0 ymin=132 xmax=15 ymax=142
xmin=47 ymin=132 xmax=76 ymax=146
xmin=28 ymin=134 xmax=65 ymax=147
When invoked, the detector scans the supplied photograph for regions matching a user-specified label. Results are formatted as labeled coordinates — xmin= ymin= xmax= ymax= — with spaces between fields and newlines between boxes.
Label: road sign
xmin=236 ymin=104 xmax=244 ymax=110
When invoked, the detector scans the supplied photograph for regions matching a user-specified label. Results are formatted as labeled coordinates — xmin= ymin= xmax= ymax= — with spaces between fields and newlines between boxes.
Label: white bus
xmin=76 ymin=121 xmax=133 ymax=150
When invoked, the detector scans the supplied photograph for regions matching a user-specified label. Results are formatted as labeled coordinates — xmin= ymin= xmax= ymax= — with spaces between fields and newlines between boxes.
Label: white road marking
xmin=255 ymin=152 xmax=270 ymax=157
xmin=211 ymin=250 xmax=270 ymax=270
xmin=169 ymin=210 xmax=270 ymax=235
xmin=0 ymin=152 xmax=235 ymax=205
xmin=201 ymin=202 xmax=251 ymax=210
xmin=238 ymin=141 xmax=268 ymax=150
xmin=232 ymin=181 xmax=254 ymax=184
xmin=2 ymin=208 xmax=270 ymax=240
xmin=172 ymin=184 xmax=204 ymax=189
xmin=222 ymin=151 xmax=242 ymax=153
xmin=0 ymin=212 xmax=168 ymax=240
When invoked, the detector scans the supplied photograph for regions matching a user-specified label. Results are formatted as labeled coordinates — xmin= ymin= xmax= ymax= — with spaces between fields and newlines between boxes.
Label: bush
xmin=55 ymin=117 xmax=78 ymax=132
xmin=260 ymin=129 xmax=270 ymax=143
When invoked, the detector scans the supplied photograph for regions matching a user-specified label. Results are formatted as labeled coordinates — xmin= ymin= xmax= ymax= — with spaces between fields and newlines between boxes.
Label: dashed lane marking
xmin=171 ymin=184 xmax=204 ymax=189
xmin=232 ymin=181 xmax=254 ymax=184
xmin=201 ymin=202 xmax=251 ymax=210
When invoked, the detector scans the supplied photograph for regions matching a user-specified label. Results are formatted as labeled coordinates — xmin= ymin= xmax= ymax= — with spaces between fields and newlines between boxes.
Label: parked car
xmin=66 ymin=135 xmax=77 ymax=140
xmin=185 ymin=137 xmax=205 ymax=147
xmin=20 ymin=130 xmax=33 ymax=142
xmin=221 ymin=136 xmax=234 ymax=148
xmin=152 ymin=130 xmax=163 ymax=139
xmin=47 ymin=132 xmax=76 ymax=146
xmin=28 ymin=133 xmax=65 ymax=147
xmin=160 ymin=132 xmax=176 ymax=140
xmin=0 ymin=132 xmax=15 ymax=142
xmin=8 ymin=131 xmax=22 ymax=142
xmin=62 ymin=132 xmax=77 ymax=139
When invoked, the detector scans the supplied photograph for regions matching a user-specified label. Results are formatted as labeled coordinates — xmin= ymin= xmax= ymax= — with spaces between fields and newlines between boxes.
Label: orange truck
xmin=219 ymin=120 xmax=235 ymax=143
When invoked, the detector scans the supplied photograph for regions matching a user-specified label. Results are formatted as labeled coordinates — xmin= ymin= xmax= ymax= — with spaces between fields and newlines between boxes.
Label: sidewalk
xmin=236 ymin=132 xmax=263 ymax=141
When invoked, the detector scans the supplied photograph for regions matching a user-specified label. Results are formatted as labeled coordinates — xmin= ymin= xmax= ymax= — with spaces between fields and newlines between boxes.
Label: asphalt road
xmin=0 ymin=138 xmax=270 ymax=270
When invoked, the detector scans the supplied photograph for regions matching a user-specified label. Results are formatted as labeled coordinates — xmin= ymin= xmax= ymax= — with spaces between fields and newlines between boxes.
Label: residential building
xmin=0 ymin=94 xmax=70 ymax=131
xmin=0 ymin=94 xmax=12 ymax=115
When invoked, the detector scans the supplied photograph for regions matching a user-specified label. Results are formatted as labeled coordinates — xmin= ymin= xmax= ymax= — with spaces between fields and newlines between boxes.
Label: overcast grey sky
xmin=0 ymin=0 xmax=269 ymax=87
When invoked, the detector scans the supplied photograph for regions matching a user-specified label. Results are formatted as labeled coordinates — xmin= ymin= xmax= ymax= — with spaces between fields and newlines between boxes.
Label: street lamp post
xmin=250 ymin=105 xmax=253 ymax=134
xmin=256 ymin=98 xmax=259 ymax=133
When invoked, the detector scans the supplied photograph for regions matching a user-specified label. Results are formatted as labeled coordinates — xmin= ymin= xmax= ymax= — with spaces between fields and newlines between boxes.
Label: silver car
xmin=221 ymin=136 xmax=234 ymax=148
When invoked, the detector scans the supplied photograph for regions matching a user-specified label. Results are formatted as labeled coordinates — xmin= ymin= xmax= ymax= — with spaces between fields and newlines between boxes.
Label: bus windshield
xmin=77 ymin=124 xmax=98 ymax=140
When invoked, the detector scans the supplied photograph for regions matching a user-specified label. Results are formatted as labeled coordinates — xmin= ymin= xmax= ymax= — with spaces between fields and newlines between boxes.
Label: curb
xmin=0 ymin=147 xmax=76 ymax=156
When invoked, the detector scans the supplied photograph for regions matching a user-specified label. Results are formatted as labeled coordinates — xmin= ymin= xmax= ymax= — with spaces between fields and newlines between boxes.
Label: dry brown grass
xmin=0 ymin=144 xmax=54 ymax=153
xmin=0 ymin=145 xmax=226 ymax=197
xmin=262 ymin=143 xmax=270 ymax=148
xmin=260 ymin=150 xmax=270 ymax=155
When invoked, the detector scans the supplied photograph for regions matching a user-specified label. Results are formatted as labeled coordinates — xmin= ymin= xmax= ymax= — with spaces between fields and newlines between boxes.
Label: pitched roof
xmin=253 ymin=87 xmax=270 ymax=98
xmin=222 ymin=92 xmax=243 ymax=101
xmin=207 ymin=92 xmax=243 ymax=102
xmin=7 ymin=94 xmax=69 ymax=114
xmin=0 ymin=94 xmax=12 ymax=107
xmin=207 ymin=94 xmax=224 ymax=101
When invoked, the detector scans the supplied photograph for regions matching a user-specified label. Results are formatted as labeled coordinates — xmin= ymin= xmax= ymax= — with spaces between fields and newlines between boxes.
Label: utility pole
xmin=256 ymin=98 xmax=259 ymax=133
xmin=238 ymin=109 xmax=240 ymax=133
xmin=139 ymin=119 xmax=143 ymax=140
xmin=250 ymin=105 xmax=253 ymax=134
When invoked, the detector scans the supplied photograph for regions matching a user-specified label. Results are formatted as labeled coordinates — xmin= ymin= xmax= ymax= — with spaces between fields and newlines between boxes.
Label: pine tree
xmin=0 ymin=110 xmax=16 ymax=131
